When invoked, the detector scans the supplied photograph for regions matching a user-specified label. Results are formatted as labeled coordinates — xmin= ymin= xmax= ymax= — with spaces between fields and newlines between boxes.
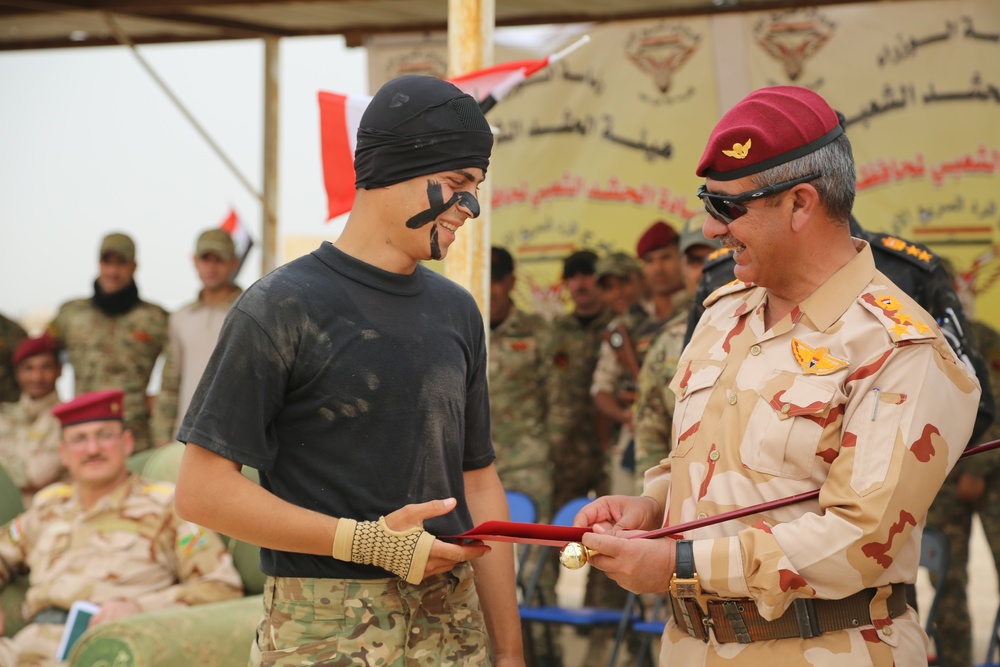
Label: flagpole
xmin=445 ymin=0 xmax=494 ymax=321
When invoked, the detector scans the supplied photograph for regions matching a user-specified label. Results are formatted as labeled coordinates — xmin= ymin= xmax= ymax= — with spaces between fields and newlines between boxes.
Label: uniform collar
xmin=795 ymin=239 xmax=875 ymax=332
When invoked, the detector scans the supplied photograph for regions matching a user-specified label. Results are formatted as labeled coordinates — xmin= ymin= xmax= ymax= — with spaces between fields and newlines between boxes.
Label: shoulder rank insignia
xmin=791 ymin=338 xmax=849 ymax=375
xmin=861 ymin=293 xmax=932 ymax=337
xmin=878 ymin=235 xmax=934 ymax=265
xmin=142 ymin=482 xmax=174 ymax=498
xmin=723 ymin=139 xmax=751 ymax=159
xmin=35 ymin=483 xmax=73 ymax=501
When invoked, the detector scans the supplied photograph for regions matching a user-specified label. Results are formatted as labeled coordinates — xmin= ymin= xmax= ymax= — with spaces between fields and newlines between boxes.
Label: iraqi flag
xmin=318 ymin=38 xmax=588 ymax=221
xmin=219 ymin=208 xmax=254 ymax=277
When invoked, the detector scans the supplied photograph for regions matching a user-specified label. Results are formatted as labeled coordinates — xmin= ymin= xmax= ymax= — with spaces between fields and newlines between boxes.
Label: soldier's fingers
xmin=386 ymin=497 xmax=457 ymax=530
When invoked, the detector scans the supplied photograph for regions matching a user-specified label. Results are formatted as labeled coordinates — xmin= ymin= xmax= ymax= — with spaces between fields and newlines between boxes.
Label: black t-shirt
xmin=178 ymin=242 xmax=495 ymax=579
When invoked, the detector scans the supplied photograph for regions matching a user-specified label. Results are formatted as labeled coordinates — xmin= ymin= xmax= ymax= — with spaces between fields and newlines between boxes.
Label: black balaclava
xmin=354 ymin=75 xmax=493 ymax=190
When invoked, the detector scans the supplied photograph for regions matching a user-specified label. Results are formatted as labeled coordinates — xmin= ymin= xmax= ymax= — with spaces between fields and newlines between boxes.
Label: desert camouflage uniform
xmin=0 ymin=474 xmax=242 ymax=666
xmin=592 ymin=294 xmax=688 ymax=486
xmin=48 ymin=299 xmax=168 ymax=452
xmin=251 ymin=564 xmax=487 ymax=666
xmin=633 ymin=308 xmax=688 ymax=492
xmin=546 ymin=307 xmax=613 ymax=512
xmin=926 ymin=320 xmax=1000 ymax=667
xmin=0 ymin=315 xmax=27 ymax=405
xmin=686 ymin=220 xmax=994 ymax=441
xmin=0 ymin=391 xmax=64 ymax=507
xmin=644 ymin=242 xmax=980 ymax=666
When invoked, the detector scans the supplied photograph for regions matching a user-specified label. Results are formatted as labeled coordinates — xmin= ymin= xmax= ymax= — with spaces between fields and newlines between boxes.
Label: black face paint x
xmin=406 ymin=180 xmax=481 ymax=260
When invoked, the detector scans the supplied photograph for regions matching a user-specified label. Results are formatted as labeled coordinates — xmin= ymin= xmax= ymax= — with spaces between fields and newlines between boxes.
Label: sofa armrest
xmin=68 ymin=595 xmax=261 ymax=667
xmin=1 ymin=577 xmax=29 ymax=637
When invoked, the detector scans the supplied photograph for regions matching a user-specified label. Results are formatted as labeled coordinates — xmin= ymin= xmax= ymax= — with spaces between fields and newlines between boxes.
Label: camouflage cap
xmin=680 ymin=223 xmax=722 ymax=255
xmin=196 ymin=228 xmax=236 ymax=261
xmin=100 ymin=232 xmax=135 ymax=262
xmin=595 ymin=252 xmax=640 ymax=280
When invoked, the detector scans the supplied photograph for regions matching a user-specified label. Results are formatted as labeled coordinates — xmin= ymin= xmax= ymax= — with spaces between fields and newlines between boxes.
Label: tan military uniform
xmin=633 ymin=308 xmax=688 ymax=492
xmin=0 ymin=392 xmax=64 ymax=507
xmin=48 ymin=299 xmax=168 ymax=452
xmin=644 ymin=242 xmax=980 ymax=665
xmin=150 ymin=288 xmax=241 ymax=445
xmin=0 ymin=474 xmax=243 ymax=665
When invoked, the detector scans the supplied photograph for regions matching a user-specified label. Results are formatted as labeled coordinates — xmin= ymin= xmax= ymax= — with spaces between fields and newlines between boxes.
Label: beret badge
xmin=722 ymin=139 xmax=752 ymax=160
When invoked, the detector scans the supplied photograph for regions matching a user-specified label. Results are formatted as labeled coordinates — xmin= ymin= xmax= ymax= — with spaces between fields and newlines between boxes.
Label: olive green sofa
xmin=0 ymin=444 xmax=265 ymax=667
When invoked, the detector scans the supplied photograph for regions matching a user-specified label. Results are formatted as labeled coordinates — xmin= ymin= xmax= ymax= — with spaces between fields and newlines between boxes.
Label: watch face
xmin=609 ymin=331 xmax=625 ymax=349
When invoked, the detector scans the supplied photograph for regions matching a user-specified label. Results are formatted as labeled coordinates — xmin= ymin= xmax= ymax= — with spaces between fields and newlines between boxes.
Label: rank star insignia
xmin=723 ymin=139 xmax=751 ymax=159
xmin=791 ymin=338 xmax=848 ymax=375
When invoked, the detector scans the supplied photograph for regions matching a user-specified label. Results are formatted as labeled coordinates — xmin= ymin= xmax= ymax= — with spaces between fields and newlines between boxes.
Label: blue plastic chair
xmin=518 ymin=496 xmax=640 ymax=664
xmin=505 ymin=490 xmax=538 ymax=594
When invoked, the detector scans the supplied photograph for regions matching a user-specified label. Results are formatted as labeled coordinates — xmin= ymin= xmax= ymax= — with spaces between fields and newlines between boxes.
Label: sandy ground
xmin=544 ymin=516 xmax=999 ymax=667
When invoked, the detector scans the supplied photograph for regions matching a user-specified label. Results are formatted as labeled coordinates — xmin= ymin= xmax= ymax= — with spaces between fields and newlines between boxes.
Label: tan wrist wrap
xmin=332 ymin=517 xmax=435 ymax=585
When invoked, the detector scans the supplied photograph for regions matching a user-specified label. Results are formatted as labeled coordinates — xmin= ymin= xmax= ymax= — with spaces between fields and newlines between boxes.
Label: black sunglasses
xmin=697 ymin=173 xmax=822 ymax=225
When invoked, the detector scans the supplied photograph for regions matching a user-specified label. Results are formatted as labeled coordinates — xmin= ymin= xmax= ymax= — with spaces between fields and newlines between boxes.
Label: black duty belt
xmin=669 ymin=582 xmax=908 ymax=644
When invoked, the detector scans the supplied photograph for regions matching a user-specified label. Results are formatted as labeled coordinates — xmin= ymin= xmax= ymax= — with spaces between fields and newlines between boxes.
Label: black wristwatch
xmin=670 ymin=540 xmax=700 ymax=598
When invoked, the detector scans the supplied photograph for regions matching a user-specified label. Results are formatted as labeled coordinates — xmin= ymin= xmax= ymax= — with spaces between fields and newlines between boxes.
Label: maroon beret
xmin=52 ymin=389 xmax=125 ymax=428
xmin=696 ymin=86 xmax=843 ymax=181
xmin=13 ymin=334 xmax=59 ymax=367
xmin=636 ymin=221 xmax=679 ymax=258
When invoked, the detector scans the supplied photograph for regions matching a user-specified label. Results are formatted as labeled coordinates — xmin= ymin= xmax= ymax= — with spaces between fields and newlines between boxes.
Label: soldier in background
xmin=926 ymin=259 xmax=1000 ymax=667
xmin=0 ymin=314 xmax=27 ymax=404
xmin=591 ymin=221 xmax=683 ymax=493
xmin=488 ymin=246 xmax=558 ymax=665
xmin=0 ymin=389 xmax=242 ymax=666
xmin=547 ymin=249 xmax=613 ymax=513
xmin=0 ymin=335 xmax=65 ymax=507
xmin=151 ymin=228 xmax=242 ymax=447
xmin=47 ymin=233 xmax=168 ymax=453
xmin=633 ymin=224 xmax=721 ymax=490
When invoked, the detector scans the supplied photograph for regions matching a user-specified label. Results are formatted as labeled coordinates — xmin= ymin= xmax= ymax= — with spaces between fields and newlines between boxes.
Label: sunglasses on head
xmin=697 ymin=172 xmax=823 ymax=225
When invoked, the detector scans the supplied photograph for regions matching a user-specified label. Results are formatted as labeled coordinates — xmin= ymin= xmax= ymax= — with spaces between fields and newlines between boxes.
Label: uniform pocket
xmin=851 ymin=389 xmax=906 ymax=496
xmin=669 ymin=360 xmax=725 ymax=457
xmin=740 ymin=371 xmax=839 ymax=480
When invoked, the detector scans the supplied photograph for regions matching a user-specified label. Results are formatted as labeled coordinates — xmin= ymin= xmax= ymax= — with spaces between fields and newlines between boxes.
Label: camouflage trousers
xmin=926 ymin=468 xmax=1000 ymax=667
xmin=0 ymin=622 xmax=66 ymax=667
xmin=249 ymin=564 xmax=489 ymax=666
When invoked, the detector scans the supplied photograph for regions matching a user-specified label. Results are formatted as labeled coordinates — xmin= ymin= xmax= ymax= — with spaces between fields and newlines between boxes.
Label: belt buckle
xmin=670 ymin=572 xmax=715 ymax=642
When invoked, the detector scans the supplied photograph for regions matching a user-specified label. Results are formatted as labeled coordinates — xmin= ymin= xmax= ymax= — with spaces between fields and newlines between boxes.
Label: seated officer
xmin=0 ymin=389 xmax=242 ymax=665
xmin=0 ymin=335 xmax=65 ymax=507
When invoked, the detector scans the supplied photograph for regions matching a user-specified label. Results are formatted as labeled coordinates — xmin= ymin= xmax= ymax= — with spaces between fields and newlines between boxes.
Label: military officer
xmin=47 ymin=233 xmax=168 ymax=452
xmin=0 ymin=335 xmax=65 ymax=507
xmin=547 ymin=249 xmax=614 ymax=513
xmin=576 ymin=85 xmax=980 ymax=666
xmin=632 ymin=225 xmax=720 ymax=489
xmin=0 ymin=389 xmax=242 ymax=666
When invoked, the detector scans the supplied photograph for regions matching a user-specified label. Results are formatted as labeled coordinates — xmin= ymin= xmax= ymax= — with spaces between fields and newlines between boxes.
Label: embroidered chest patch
xmin=791 ymin=338 xmax=848 ymax=375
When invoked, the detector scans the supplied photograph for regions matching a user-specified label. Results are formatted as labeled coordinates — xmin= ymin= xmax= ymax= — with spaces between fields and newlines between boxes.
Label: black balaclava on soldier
xmin=353 ymin=75 xmax=493 ymax=191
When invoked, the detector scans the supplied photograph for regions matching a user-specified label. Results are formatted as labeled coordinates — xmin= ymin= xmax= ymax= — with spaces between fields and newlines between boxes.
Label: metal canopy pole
xmin=262 ymin=37 xmax=280 ymax=274
xmin=445 ymin=0 xmax=494 ymax=319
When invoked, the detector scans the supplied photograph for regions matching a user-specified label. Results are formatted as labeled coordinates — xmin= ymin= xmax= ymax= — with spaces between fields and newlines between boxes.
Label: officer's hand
xmin=384 ymin=498 xmax=491 ymax=579
xmin=90 ymin=600 xmax=142 ymax=627
xmin=581 ymin=529 xmax=676 ymax=595
xmin=572 ymin=495 xmax=661 ymax=533
xmin=957 ymin=472 xmax=986 ymax=504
